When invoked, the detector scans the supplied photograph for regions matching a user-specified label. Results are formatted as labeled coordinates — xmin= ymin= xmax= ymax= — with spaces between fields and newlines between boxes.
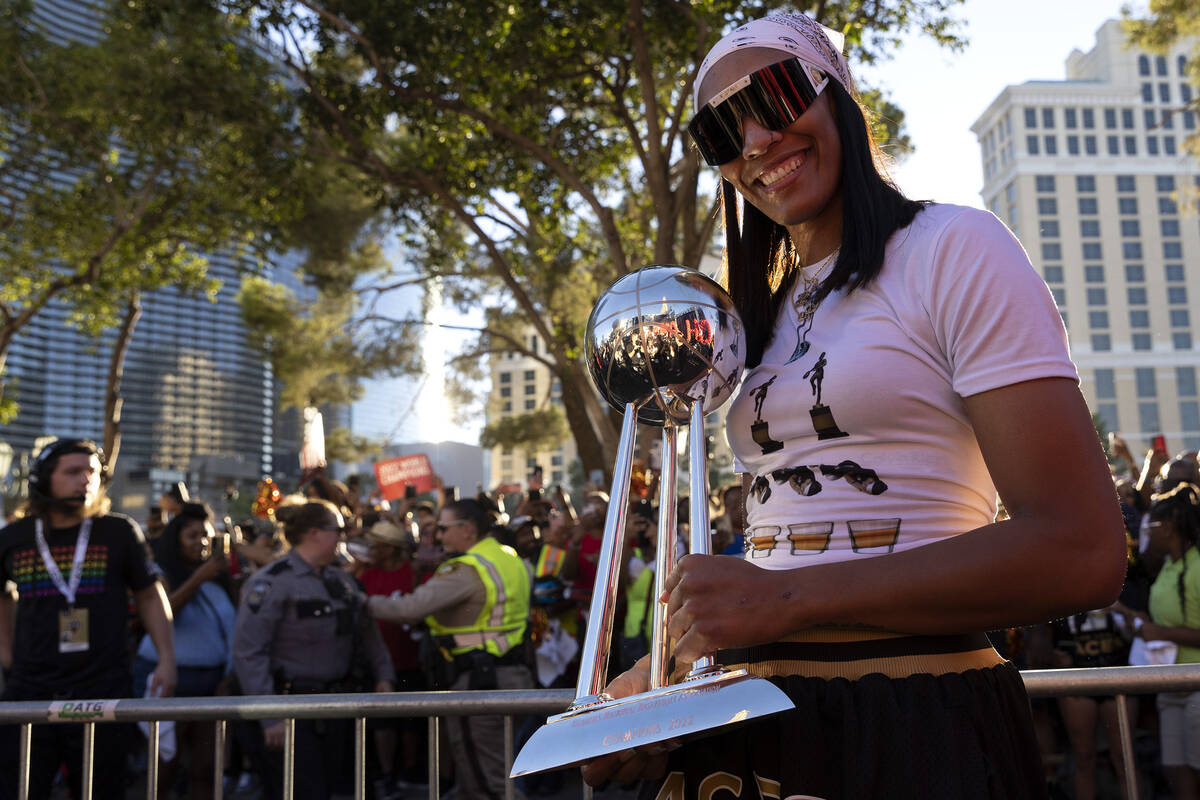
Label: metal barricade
xmin=3 ymin=665 xmax=1200 ymax=800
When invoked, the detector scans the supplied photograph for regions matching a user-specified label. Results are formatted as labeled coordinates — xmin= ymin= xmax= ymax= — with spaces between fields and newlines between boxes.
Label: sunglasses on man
xmin=688 ymin=56 xmax=831 ymax=166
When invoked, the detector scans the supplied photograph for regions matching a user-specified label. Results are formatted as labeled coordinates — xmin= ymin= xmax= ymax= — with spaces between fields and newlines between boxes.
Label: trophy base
xmin=509 ymin=669 xmax=794 ymax=777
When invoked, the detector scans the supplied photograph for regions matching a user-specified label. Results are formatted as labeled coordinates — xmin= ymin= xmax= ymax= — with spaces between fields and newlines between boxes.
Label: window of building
xmin=1084 ymin=265 xmax=1105 ymax=283
xmin=500 ymin=386 xmax=512 ymax=398
xmin=1064 ymin=108 xmax=1077 ymax=128
xmin=1043 ymin=266 xmax=1064 ymax=283
xmin=1044 ymin=136 xmax=1057 ymax=155
xmin=1092 ymin=334 xmax=1111 ymax=351
xmin=1089 ymin=311 xmax=1109 ymax=329
xmin=1138 ymin=55 xmax=1151 ymax=76
xmin=1175 ymin=333 xmax=1194 ymax=351
xmin=1162 ymin=219 xmax=1180 ymax=237
xmin=1140 ymin=402 xmax=1162 ymax=432
xmin=1035 ymin=175 xmax=1055 ymax=192
xmin=525 ymin=399 xmax=536 ymax=410
xmin=1084 ymin=135 xmax=1098 ymax=155
xmin=523 ymin=370 xmax=536 ymax=381
xmin=1078 ymin=197 xmax=1098 ymax=215
xmin=1107 ymin=135 xmax=1120 ymax=155
xmin=1182 ymin=402 xmax=1200 ymax=433
xmin=1136 ymin=368 xmax=1158 ymax=397
xmin=1067 ymin=136 xmax=1080 ymax=156
xmin=1166 ymin=264 xmax=1185 ymax=282
xmin=1117 ymin=175 xmax=1136 ymax=192
xmin=1147 ymin=136 xmax=1160 ymax=155
xmin=1042 ymin=243 xmax=1062 ymax=260
xmin=1164 ymin=137 xmax=1177 ymax=155
xmin=1074 ymin=175 xmax=1095 ymax=193
xmin=529 ymin=334 xmax=539 ymax=353
xmin=1080 ymin=220 xmax=1100 ymax=238
xmin=502 ymin=401 xmax=512 ymax=413
xmin=1087 ymin=288 xmax=1107 ymax=306
xmin=1156 ymin=55 xmax=1169 ymax=76
xmin=1187 ymin=111 xmax=1197 ymax=130
xmin=1171 ymin=309 xmax=1191 ymax=328
xmin=1146 ymin=108 xmax=1159 ymax=129
xmin=1159 ymin=83 xmax=1171 ymax=103
xmin=1042 ymin=107 xmax=1054 ymax=128
xmin=1131 ymin=310 xmax=1150 ymax=328
xmin=1123 ymin=242 xmax=1143 ymax=259
xmin=1082 ymin=243 xmax=1102 ymax=260
xmin=1040 ymin=220 xmax=1060 ymax=237
xmin=1165 ymin=242 xmax=1183 ymax=259
xmin=1104 ymin=108 xmax=1118 ymax=129
xmin=1142 ymin=83 xmax=1154 ymax=103
xmin=1128 ymin=286 xmax=1148 ymax=304
xmin=524 ymin=384 xmax=536 ymax=395
xmin=1027 ymin=135 xmax=1039 ymax=155
xmin=1160 ymin=196 xmax=1178 ymax=214
xmin=1179 ymin=367 xmax=1198 ymax=397
xmin=1097 ymin=403 xmax=1120 ymax=434
xmin=1037 ymin=197 xmax=1057 ymax=215
xmin=1119 ymin=197 xmax=1138 ymax=214
xmin=1181 ymin=55 xmax=1190 ymax=76
xmin=1125 ymin=136 xmax=1138 ymax=155
xmin=1183 ymin=84 xmax=1194 ymax=104
xmin=1123 ymin=109 xmax=1136 ymax=129
xmin=1163 ymin=111 xmax=1175 ymax=130
xmin=1120 ymin=220 xmax=1141 ymax=237
xmin=1083 ymin=108 xmax=1095 ymax=129
xmin=499 ymin=372 xmax=511 ymax=384
xmin=1134 ymin=333 xmax=1154 ymax=351
xmin=1095 ymin=369 xmax=1116 ymax=399
xmin=1169 ymin=287 xmax=1189 ymax=304
xmin=1051 ymin=288 xmax=1066 ymax=305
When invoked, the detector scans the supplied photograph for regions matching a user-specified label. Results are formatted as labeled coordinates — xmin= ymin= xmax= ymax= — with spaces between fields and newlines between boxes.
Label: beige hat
xmin=366 ymin=520 xmax=415 ymax=549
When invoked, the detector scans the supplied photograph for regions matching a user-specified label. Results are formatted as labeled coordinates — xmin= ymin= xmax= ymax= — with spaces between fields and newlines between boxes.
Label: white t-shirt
xmin=726 ymin=204 xmax=1078 ymax=569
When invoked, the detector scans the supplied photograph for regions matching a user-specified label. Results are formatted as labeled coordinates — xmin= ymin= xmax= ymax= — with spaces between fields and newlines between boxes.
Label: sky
xmin=862 ymin=0 xmax=1138 ymax=206
xmin=372 ymin=0 xmax=1145 ymax=448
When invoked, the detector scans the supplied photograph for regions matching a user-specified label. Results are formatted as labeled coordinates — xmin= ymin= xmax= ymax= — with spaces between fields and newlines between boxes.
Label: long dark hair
xmin=152 ymin=501 xmax=227 ymax=595
xmin=723 ymin=79 xmax=926 ymax=368
xmin=1150 ymin=482 xmax=1200 ymax=619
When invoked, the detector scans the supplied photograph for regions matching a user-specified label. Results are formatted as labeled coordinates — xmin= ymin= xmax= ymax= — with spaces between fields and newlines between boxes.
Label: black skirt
xmin=637 ymin=661 xmax=1047 ymax=800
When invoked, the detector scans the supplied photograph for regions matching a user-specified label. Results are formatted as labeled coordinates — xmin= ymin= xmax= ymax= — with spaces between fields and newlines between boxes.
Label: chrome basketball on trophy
xmin=510 ymin=265 xmax=793 ymax=777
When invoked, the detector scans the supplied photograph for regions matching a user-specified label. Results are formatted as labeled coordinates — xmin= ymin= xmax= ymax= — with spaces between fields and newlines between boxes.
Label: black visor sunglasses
xmin=688 ymin=56 xmax=831 ymax=166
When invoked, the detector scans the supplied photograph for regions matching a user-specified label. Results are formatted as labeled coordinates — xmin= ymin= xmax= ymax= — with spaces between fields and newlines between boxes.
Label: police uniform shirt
xmin=233 ymin=550 xmax=395 ymax=709
xmin=367 ymin=558 xmax=485 ymax=629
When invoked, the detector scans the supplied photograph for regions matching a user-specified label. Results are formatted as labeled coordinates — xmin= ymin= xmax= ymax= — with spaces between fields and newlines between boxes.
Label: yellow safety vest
xmin=427 ymin=537 xmax=531 ymax=657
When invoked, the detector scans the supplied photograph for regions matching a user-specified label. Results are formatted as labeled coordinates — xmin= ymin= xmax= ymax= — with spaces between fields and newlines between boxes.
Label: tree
xmin=180 ymin=0 xmax=966 ymax=480
xmin=0 ymin=0 xmax=307 ymax=468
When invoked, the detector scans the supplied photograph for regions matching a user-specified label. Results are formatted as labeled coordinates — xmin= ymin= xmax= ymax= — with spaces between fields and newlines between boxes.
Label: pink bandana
xmin=694 ymin=14 xmax=853 ymax=111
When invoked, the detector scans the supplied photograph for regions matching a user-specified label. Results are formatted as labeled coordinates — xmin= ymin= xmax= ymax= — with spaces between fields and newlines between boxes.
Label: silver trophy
xmin=510 ymin=265 xmax=793 ymax=777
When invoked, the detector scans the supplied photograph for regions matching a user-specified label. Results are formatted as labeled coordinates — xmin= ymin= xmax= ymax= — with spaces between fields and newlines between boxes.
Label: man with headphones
xmin=0 ymin=438 xmax=176 ymax=800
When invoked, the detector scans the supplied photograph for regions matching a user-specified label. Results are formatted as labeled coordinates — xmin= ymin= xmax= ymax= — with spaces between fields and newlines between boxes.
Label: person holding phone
xmin=582 ymin=13 xmax=1125 ymax=798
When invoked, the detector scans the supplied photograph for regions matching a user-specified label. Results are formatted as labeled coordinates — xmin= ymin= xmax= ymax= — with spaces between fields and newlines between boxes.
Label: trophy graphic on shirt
xmin=804 ymin=351 xmax=849 ymax=440
xmin=510 ymin=265 xmax=793 ymax=777
xmin=747 ymin=375 xmax=785 ymax=454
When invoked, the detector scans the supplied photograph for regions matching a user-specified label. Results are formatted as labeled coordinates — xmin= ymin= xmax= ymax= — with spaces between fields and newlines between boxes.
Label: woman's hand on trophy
xmin=580 ymin=656 xmax=678 ymax=787
xmin=663 ymin=554 xmax=792 ymax=666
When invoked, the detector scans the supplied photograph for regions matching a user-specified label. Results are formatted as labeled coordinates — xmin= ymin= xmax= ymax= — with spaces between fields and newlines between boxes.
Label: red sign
xmin=373 ymin=454 xmax=434 ymax=500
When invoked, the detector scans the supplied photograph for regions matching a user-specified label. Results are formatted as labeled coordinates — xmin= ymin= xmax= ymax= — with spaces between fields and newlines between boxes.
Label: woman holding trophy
xmin=583 ymin=13 xmax=1126 ymax=799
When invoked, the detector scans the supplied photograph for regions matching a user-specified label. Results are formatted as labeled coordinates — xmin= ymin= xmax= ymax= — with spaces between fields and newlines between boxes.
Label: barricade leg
xmin=146 ymin=720 xmax=159 ymax=800
xmin=428 ymin=717 xmax=439 ymax=800
xmin=17 ymin=723 xmax=30 ymax=800
xmin=214 ymin=720 xmax=226 ymax=800
xmin=504 ymin=716 xmax=513 ymax=800
xmin=355 ymin=718 xmax=366 ymax=800
xmin=80 ymin=723 xmax=94 ymax=800
xmin=283 ymin=719 xmax=295 ymax=800
xmin=1116 ymin=693 xmax=1139 ymax=800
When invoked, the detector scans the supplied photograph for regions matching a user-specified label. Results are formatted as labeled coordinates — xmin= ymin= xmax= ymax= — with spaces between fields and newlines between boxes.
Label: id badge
xmin=59 ymin=608 xmax=89 ymax=653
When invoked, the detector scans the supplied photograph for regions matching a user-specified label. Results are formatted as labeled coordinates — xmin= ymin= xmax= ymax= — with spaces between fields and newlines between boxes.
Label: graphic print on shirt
xmin=803 ymin=351 xmax=848 ymax=440
xmin=9 ymin=544 xmax=109 ymax=599
xmin=747 ymin=374 xmax=785 ymax=454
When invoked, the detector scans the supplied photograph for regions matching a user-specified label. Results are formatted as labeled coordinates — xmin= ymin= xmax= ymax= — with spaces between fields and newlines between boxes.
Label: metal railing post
xmin=283 ymin=719 xmax=296 ymax=800
xmin=80 ymin=722 xmax=94 ymax=800
xmin=428 ymin=716 xmax=439 ymax=800
xmin=146 ymin=720 xmax=159 ymax=800
xmin=18 ymin=723 xmax=31 ymax=800
xmin=1116 ymin=693 xmax=1139 ymax=800
xmin=214 ymin=719 xmax=226 ymax=800
xmin=355 ymin=717 xmax=367 ymax=800
xmin=504 ymin=715 xmax=514 ymax=800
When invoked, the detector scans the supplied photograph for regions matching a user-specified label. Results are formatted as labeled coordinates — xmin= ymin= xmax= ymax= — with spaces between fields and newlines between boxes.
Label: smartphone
xmin=405 ymin=483 xmax=417 ymax=500
xmin=1153 ymin=434 xmax=1168 ymax=456
xmin=527 ymin=488 xmax=542 ymax=501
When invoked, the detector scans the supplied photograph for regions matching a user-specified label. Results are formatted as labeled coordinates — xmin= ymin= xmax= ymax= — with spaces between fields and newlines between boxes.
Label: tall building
xmin=0 ymin=0 xmax=306 ymax=513
xmin=972 ymin=20 xmax=1200 ymax=454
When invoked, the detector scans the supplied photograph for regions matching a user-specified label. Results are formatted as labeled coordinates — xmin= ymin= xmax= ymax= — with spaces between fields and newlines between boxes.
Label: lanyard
xmin=34 ymin=517 xmax=93 ymax=606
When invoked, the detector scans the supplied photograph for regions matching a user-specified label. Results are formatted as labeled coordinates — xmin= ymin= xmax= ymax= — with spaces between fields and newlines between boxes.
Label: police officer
xmin=369 ymin=498 xmax=532 ymax=799
xmin=233 ymin=500 xmax=394 ymax=800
